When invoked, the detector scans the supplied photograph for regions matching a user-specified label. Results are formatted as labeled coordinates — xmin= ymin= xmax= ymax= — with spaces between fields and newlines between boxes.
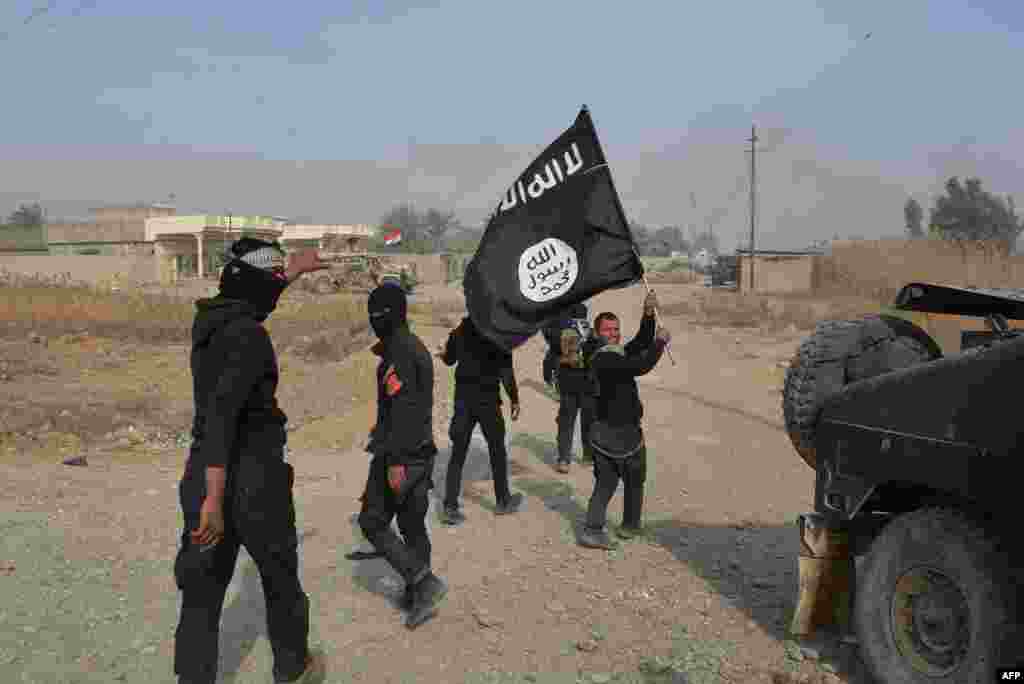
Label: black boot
xmin=399 ymin=584 xmax=414 ymax=611
xmin=405 ymin=572 xmax=448 ymax=629
xmin=495 ymin=492 xmax=523 ymax=515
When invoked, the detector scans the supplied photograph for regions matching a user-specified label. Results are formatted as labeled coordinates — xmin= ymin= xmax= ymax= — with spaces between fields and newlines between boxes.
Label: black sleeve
xmin=624 ymin=313 xmax=656 ymax=357
xmin=441 ymin=327 xmax=459 ymax=367
xmin=197 ymin=322 xmax=267 ymax=468
xmin=367 ymin=362 xmax=384 ymax=447
xmin=378 ymin=350 xmax=425 ymax=466
xmin=499 ymin=352 xmax=519 ymax=405
xmin=591 ymin=339 xmax=666 ymax=378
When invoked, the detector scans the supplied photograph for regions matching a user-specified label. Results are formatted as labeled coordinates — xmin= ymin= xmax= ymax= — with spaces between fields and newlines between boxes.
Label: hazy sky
xmin=1 ymin=0 xmax=1022 ymax=250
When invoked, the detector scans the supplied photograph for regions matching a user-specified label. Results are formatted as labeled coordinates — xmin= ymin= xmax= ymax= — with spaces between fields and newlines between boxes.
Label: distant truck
xmin=302 ymin=253 xmax=415 ymax=294
xmin=710 ymin=255 xmax=738 ymax=287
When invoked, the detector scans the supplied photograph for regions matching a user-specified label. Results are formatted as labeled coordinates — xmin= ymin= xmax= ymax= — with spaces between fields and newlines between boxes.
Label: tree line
xmin=903 ymin=176 xmax=1022 ymax=254
xmin=2 ymin=203 xmax=45 ymax=228
xmin=373 ymin=203 xmax=719 ymax=258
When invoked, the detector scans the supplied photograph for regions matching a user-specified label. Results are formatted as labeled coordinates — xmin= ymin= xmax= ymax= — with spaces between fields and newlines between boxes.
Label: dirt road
xmin=0 ymin=283 xmax=873 ymax=683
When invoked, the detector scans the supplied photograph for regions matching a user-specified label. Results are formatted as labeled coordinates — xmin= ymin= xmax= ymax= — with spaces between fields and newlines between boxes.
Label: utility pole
xmin=747 ymin=125 xmax=758 ymax=292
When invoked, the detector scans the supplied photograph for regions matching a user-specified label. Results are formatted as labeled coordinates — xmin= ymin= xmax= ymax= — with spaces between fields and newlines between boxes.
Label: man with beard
xmin=578 ymin=291 xmax=671 ymax=550
xmin=174 ymin=238 xmax=327 ymax=684
xmin=358 ymin=282 xmax=448 ymax=628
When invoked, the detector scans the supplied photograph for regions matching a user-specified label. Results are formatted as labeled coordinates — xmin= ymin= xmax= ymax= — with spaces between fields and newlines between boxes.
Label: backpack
xmin=558 ymin=317 xmax=592 ymax=368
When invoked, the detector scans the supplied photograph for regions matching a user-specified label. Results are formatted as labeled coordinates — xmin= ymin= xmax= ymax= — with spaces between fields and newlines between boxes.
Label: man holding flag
xmin=461 ymin=105 xmax=672 ymax=545
xmin=463 ymin=105 xmax=648 ymax=354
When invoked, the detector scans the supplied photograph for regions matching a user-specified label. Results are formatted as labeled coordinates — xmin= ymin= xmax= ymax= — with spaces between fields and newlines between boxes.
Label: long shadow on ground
xmin=509 ymin=428 xmax=876 ymax=684
xmin=431 ymin=433 xmax=535 ymax=514
xmin=339 ymin=436 xmax=537 ymax=618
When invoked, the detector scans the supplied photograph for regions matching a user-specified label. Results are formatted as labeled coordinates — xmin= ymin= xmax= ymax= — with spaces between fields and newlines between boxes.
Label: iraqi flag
xmin=463 ymin=106 xmax=644 ymax=351
xmin=383 ymin=228 xmax=402 ymax=246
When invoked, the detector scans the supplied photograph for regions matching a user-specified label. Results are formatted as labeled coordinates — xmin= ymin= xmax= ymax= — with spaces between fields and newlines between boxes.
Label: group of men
xmin=171 ymin=237 xmax=670 ymax=684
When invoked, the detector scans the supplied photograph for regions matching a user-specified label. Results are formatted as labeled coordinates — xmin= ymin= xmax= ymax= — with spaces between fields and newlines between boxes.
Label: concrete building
xmin=2 ymin=204 xmax=381 ymax=285
xmin=145 ymin=217 xmax=377 ymax=282
xmin=735 ymin=248 xmax=824 ymax=294
xmin=46 ymin=204 xmax=176 ymax=257
xmin=145 ymin=215 xmax=287 ymax=281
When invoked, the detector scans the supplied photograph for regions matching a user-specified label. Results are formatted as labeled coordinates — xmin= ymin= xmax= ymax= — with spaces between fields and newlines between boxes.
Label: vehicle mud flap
xmin=790 ymin=513 xmax=854 ymax=637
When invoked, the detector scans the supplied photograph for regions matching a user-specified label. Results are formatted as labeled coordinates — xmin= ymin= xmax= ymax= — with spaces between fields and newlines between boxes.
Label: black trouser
xmin=174 ymin=448 xmax=309 ymax=684
xmin=444 ymin=397 xmax=511 ymax=508
xmin=542 ymin=351 xmax=557 ymax=384
xmin=358 ymin=451 xmax=434 ymax=586
xmin=585 ymin=444 xmax=647 ymax=531
xmin=557 ymin=390 xmax=595 ymax=465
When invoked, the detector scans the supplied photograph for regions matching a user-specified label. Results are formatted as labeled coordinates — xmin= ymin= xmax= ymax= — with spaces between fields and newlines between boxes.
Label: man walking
xmin=358 ymin=283 xmax=448 ymax=629
xmin=578 ymin=291 xmax=671 ymax=550
xmin=438 ymin=315 xmax=524 ymax=525
xmin=550 ymin=302 xmax=598 ymax=473
xmin=173 ymin=238 xmax=327 ymax=684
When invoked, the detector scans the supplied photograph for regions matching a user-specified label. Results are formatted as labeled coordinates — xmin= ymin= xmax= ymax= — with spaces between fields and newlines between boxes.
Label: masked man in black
xmin=578 ymin=291 xmax=671 ymax=550
xmin=550 ymin=302 xmax=597 ymax=474
xmin=437 ymin=315 xmax=523 ymax=526
xmin=358 ymin=283 xmax=448 ymax=629
xmin=174 ymin=238 xmax=328 ymax=684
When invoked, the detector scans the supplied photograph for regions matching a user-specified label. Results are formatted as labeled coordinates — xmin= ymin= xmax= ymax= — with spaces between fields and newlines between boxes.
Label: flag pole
xmin=582 ymin=104 xmax=675 ymax=365
xmin=631 ymin=244 xmax=675 ymax=365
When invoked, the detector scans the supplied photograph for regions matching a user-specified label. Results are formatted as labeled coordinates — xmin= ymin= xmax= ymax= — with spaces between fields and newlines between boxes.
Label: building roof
xmin=734 ymin=248 xmax=824 ymax=256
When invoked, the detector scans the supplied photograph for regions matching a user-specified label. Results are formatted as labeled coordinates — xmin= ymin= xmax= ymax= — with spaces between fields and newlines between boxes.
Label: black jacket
xmin=590 ymin=313 xmax=666 ymax=427
xmin=189 ymin=297 xmax=288 ymax=471
xmin=368 ymin=326 xmax=436 ymax=466
xmin=442 ymin=318 xmax=519 ymax=405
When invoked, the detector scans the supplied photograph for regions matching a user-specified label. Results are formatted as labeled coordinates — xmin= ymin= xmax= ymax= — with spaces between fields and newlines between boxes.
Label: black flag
xmin=464 ymin=107 xmax=644 ymax=351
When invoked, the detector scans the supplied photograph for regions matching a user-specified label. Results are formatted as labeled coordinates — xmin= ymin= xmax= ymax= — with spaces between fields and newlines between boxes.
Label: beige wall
xmin=738 ymin=255 xmax=816 ymax=293
xmin=46 ymin=220 xmax=147 ymax=244
xmin=91 ymin=206 xmax=175 ymax=222
xmin=384 ymin=254 xmax=446 ymax=284
xmin=815 ymin=238 xmax=1024 ymax=296
xmin=0 ymin=254 xmax=159 ymax=286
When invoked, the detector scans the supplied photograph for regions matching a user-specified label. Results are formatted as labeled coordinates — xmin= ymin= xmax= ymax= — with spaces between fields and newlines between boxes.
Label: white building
xmin=144 ymin=216 xmax=375 ymax=282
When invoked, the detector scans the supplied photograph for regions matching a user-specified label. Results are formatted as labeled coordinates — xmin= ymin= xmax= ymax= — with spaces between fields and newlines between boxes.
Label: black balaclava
xmin=218 ymin=237 xmax=289 ymax=316
xmin=367 ymin=283 xmax=408 ymax=340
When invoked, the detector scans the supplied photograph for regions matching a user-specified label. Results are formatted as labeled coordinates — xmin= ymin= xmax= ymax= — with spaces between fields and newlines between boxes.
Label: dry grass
xmin=660 ymin=288 xmax=886 ymax=331
xmin=0 ymin=280 xmax=196 ymax=343
xmin=0 ymin=273 xmax=369 ymax=358
xmin=409 ymin=291 xmax=466 ymax=328
xmin=647 ymin=269 xmax=701 ymax=284
xmin=266 ymin=292 xmax=369 ymax=361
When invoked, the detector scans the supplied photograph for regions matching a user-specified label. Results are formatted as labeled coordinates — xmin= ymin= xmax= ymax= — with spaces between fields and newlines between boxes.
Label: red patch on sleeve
xmin=384 ymin=366 xmax=403 ymax=396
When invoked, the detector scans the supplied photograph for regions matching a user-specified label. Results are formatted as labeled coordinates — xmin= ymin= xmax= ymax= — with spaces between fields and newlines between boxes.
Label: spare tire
xmin=782 ymin=315 xmax=941 ymax=469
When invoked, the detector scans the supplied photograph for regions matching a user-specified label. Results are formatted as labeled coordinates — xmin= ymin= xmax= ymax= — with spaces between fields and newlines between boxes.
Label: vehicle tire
xmin=782 ymin=315 xmax=939 ymax=469
xmin=855 ymin=507 xmax=1012 ymax=683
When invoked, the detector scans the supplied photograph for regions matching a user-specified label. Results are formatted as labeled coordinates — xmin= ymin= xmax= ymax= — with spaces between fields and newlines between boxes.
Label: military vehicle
xmin=710 ymin=254 xmax=739 ymax=288
xmin=303 ymin=253 xmax=414 ymax=294
xmin=782 ymin=282 xmax=1022 ymax=682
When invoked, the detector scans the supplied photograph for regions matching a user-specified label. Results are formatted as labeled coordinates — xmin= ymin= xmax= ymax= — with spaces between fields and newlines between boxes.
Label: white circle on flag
xmin=518 ymin=237 xmax=579 ymax=302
